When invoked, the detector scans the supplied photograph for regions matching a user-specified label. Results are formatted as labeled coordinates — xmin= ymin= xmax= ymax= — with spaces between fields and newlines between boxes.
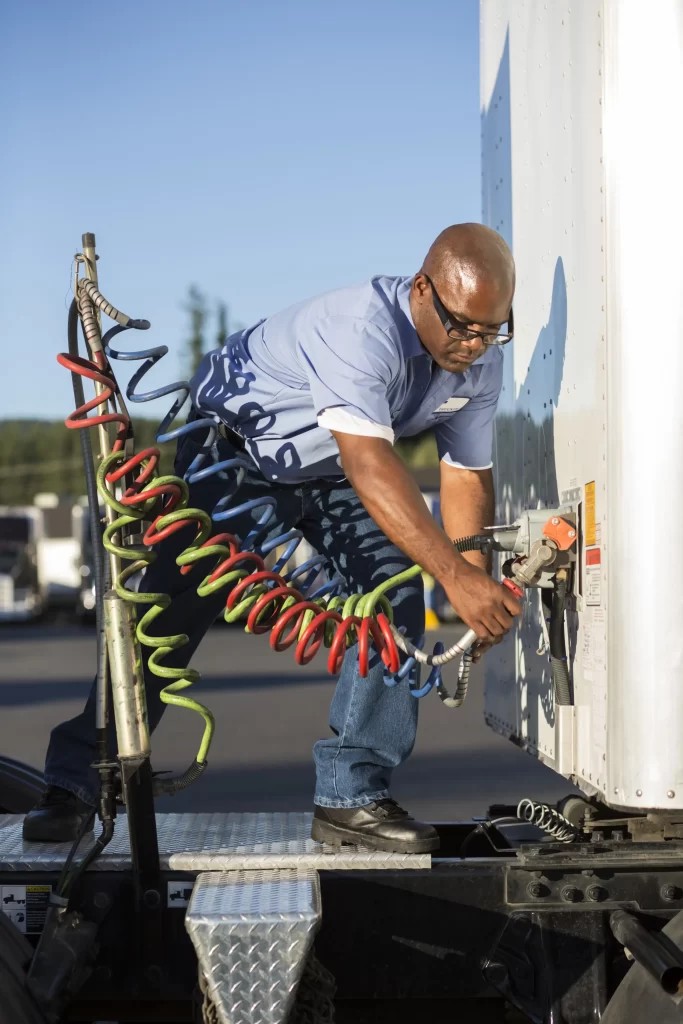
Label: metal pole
xmin=79 ymin=235 xmax=162 ymax=968
xmin=81 ymin=232 xmax=121 ymax=586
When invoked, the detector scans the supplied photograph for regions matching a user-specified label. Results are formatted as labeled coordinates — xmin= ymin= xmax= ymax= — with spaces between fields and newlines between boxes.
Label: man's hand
xmin=442 ymin=559 xmax=521 ymax=643
xmin=469 ymin=639 xmax=499 ymax=664
xmin=438 ymin=462 xmax=520 ymax=646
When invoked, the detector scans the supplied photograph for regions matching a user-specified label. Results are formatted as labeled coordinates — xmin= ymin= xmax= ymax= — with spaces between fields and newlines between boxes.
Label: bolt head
xmin=552 ymin=517 xmax=560 ymax=525
xmin=483 ymin=960 xmax=508 ymax=986
xmin=568 ymin=530 xmax=576 ymax=538
xmin=661 ymin=885 xmax=680 ymax=902
xmin=144 ymin=964 xmax=164 ymax=988
xmin=143 ymin=888 xmax=161 ymax=908
xmin=668 ymin=790 xmax=676 ymax=799
xmin=527 ymin=881 xmax=545 ymax=899
xmin=561 ymin=886 xmax=582 ymax=903
xmin=586 ymin=885 xmax=607 ymax=902
xmin=636 ymin=789 xmax=643 ymax=798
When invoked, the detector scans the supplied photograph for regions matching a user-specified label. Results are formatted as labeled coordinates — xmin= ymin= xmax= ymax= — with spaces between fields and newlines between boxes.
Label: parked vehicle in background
xmin=74 ymin=497 xmax=101 ymax=619
xmin=0 ymin=506 xmax=43 ymax=622
xmin=33 ymin=493 xmax=82 ymax=615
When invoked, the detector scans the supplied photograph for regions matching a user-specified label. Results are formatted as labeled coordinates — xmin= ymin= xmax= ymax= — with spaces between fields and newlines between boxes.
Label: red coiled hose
xmin=58 ymin=349 xmax=401 ymax=679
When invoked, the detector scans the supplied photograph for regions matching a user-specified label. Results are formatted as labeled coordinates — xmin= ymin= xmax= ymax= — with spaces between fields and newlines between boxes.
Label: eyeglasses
xmin=426 ymin=276 xmax=514 ymax=346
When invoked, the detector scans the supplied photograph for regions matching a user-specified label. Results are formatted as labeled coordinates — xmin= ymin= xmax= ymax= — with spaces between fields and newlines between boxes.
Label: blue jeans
xmin=44 ymin=431 xmax=424 ymax=808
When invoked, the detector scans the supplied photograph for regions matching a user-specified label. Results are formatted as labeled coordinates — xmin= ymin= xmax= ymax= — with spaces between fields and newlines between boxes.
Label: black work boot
xmin=22 ymin=786 xmax=95 ymax=843
xmin=311 ymin=799 xmax=439 ymax=854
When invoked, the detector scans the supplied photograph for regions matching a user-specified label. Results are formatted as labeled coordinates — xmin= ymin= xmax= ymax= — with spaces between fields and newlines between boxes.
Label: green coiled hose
xmin=96 ymin=448 xmax=425 ymax=783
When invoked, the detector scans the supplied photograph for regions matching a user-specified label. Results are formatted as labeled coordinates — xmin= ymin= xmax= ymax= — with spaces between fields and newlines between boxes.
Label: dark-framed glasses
xmin=426 ymin=275 xmax=514 ymax=346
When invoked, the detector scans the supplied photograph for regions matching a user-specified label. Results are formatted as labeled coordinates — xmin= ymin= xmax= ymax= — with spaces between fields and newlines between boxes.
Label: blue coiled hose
xmin=103 ymin=324 xmax=452 ymax=695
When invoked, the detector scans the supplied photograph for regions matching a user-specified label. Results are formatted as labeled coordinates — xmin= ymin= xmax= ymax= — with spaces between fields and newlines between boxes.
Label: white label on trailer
xmin=591 ymin=609 xmax=607 ymax=763
xmin=167 ymin=881 xmax=194 ymax=908
xmin=585 ymin=547 xmax=602 ymax=607
xmin=586 ymin=568 xmax=601 ymax=606
xmin=1 ymin=885 xmax=51 ymax=933
xmin=582 ymin=620 xmax=594 ymax=680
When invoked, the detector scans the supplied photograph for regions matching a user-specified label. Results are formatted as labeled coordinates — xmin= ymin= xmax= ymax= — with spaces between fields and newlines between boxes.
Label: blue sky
xmin=1 ymin=0 xmax=481 ymax=422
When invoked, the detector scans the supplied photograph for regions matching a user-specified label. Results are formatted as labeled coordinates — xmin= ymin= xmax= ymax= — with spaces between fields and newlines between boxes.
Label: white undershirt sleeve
xmin=318 ymin=407 xmax=395 ymax=443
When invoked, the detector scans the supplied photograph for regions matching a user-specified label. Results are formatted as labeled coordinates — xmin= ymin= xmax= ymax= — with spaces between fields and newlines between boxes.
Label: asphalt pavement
xmin=0 ymin=621 xmax=572 ymax=820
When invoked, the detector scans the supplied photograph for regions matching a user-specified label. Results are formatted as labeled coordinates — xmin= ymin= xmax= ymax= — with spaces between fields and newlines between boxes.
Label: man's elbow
xmin=440 ymin=462 xmax=494 ymax=491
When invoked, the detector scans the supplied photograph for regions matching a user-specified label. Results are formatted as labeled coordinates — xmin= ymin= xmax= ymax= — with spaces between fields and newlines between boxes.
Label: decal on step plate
xmin=1 ymin=885 xmax=51 ymax=933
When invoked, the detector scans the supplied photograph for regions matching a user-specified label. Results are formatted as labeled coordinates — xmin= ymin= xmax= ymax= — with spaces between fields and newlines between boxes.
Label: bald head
xmin=422 ymin=223 xmax=515 ymax=300
xmin=410 ymin=223 xmax=515 ymax=374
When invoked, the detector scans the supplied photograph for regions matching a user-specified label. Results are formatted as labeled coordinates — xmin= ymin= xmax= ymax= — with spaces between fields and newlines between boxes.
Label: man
xmin=24 ymin=222 xmax=520 ymax=854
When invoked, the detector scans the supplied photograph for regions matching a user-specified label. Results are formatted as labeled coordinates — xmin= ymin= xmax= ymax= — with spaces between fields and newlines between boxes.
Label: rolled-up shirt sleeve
xmin=435 ymin=350 xmax=503 ymax=469
xmin=297 ymin=316 xmax=398 ymax=442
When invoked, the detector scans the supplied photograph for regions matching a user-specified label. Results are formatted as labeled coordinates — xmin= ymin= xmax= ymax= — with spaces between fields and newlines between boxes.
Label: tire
xmin=602 ymin=910 xmax=683 ymax=1024
xmin=0 ymin=758 xmax=45 ymax=814
xmin=0 ymin=913 xmax=47 ymax=1024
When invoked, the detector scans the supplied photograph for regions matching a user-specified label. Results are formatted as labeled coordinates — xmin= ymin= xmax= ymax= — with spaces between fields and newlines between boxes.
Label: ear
xmin=412 ymin=273 xmax=430 ymax=300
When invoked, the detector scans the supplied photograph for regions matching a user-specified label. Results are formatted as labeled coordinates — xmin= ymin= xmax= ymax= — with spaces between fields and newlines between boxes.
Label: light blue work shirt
xmin=191 ymin=275 xmax=503 ymax=484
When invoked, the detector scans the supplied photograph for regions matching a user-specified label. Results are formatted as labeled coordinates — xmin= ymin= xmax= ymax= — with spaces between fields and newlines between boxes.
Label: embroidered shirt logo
xmin=433 ymin=397 xmax=470 ymax=415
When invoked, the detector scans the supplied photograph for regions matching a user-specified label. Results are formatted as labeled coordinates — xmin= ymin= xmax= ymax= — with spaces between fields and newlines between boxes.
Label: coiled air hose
xmin=59 ymin=274 xmax=490 ymax=788
xmin=388 ymin=535 xmax=493 ymax=707
xmin=517 ymin=798 xmax=580 ymax=843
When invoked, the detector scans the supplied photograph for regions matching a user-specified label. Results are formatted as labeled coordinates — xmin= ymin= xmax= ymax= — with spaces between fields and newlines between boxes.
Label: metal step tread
xmin=186 ymin=869 xmax=320 ymax=1024
xmin=0 ymin=811 xmax=430 ymax=871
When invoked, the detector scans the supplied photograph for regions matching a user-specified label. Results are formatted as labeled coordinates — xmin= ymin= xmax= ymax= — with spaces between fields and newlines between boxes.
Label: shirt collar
xmin=396 ymin=276 xmax=428 ymax=359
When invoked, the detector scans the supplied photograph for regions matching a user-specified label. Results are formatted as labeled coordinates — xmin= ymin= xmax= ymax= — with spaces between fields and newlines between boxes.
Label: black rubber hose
xmin=64 ymin=299 xmax=115 ymax=893
xmin=67 ymin=299 xmax=106 ymax=659
xmin=154 ymin=758 xmax=207 ymax=796
xmin=453 ymin=534 xmax=491 ymax=554
xmin=549 ymin=575 xmax=572 ymax=705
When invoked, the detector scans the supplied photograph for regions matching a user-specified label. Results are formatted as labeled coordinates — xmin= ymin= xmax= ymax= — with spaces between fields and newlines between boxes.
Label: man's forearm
xmin=333 ymin=434 xmax=469 ymax=586
xmin=440 ymin=466 xmax=496 ymax=572
xmin=332 ymin=432 xmax=520 ymax=639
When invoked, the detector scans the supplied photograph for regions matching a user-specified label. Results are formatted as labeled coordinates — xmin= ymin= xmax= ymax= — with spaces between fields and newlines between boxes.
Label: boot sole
xmin=311 ymin=817 xmax=439 ymax=855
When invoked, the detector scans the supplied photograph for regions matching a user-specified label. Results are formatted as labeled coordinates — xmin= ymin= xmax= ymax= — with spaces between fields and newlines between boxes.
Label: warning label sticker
xmin=1 ymin=885 xmax=51 ymax=934
xmin=586 ymin=551 xmax=602 ymax=607
xmin=585 ymin=481 xmax=596 ymax=547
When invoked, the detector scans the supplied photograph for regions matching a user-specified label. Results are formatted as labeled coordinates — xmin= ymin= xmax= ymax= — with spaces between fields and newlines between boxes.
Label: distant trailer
xmin=0 ymin=506 xmax=43 ymax=622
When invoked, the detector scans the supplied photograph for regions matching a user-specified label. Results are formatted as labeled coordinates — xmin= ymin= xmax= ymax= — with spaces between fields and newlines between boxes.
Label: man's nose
xmin=462 ymin=333 xmax=484 ymax=353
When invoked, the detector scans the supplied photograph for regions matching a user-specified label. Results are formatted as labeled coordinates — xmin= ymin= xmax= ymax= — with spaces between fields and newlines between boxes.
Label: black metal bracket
xmin=121 ymin=758 xmax=165 ymax=991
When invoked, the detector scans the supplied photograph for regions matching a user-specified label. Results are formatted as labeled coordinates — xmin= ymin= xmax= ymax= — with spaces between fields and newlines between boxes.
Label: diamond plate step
xmin=0 ymin=812 xmax=430 ymax=871
xmin=186 ymin=869 xmax=320 ymax=1024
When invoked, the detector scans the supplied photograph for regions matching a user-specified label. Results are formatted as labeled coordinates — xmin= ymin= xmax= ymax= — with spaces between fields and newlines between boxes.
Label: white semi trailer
xmin=2 ymin=8 xmax=683 ymax=1023
xmin=481 ymin=0 xmax=683 ymax=817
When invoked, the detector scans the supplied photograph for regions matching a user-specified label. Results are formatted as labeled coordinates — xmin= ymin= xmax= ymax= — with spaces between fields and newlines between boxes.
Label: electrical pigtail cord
xmin=58 ymin=271 xmax=498 ymax=802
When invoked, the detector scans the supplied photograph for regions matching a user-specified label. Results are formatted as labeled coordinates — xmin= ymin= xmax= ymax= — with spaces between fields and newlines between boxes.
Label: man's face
xmin=410 ymin=273 xmax=513 ymax=373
